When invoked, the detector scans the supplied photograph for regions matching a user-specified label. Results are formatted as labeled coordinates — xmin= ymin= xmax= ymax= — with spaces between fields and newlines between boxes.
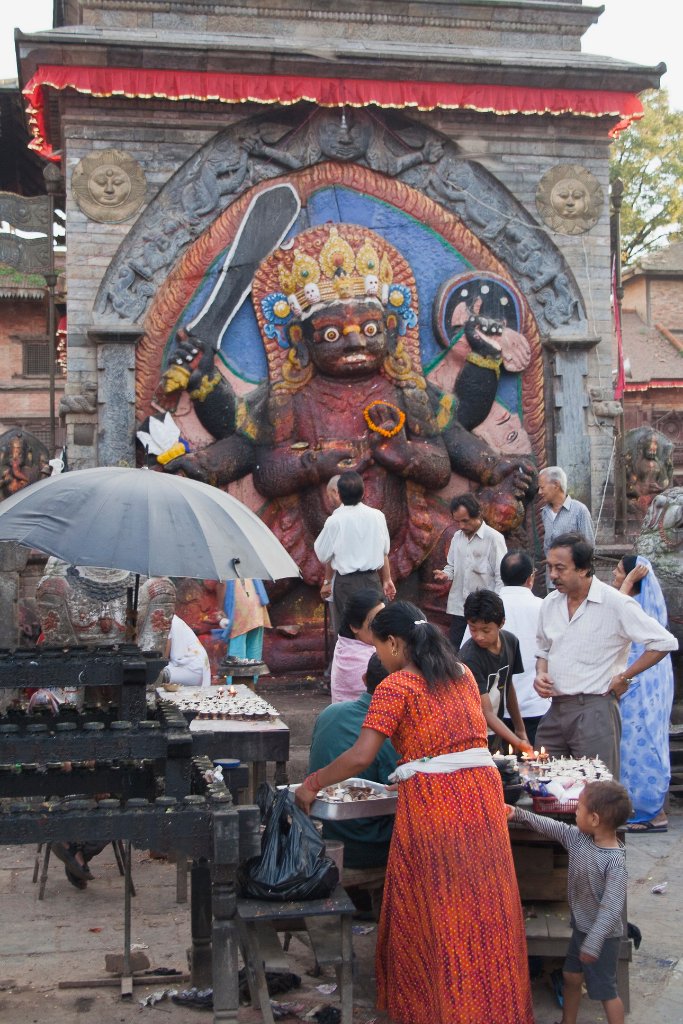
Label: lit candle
xmin=508 ymin=745 xmax=514 ymax=756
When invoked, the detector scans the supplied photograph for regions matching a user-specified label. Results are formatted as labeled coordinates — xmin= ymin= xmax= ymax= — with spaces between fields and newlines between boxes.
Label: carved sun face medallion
xmin=72 ymin=149 xmax=147 ymax=223
xmin=536 ymin=164 xmax=604 ymax=235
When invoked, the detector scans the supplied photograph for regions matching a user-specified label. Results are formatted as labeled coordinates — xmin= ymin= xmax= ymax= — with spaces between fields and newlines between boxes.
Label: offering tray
xmin=287 ymin=778 xmax=398 ymax=820
xmin=157 ymin=683 xmax=280 ymax=722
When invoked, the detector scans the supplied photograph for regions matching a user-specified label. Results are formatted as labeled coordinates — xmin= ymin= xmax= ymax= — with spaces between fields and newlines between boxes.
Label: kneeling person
xmin=309 ymin=654 xmax=397 ymax=871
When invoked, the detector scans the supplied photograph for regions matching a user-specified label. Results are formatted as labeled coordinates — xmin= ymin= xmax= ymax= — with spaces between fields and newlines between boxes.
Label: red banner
xmin=23 ymin=65 xmax=645 ymax=162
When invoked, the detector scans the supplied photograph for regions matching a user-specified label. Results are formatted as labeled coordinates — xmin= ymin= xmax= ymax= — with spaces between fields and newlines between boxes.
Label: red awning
xmin=24 ymin=64 xmax=644 ymax=161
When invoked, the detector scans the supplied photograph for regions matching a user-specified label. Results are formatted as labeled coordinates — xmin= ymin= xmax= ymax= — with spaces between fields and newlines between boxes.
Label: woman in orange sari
xmin=296 ymin=601 xmax=534 ymax=1024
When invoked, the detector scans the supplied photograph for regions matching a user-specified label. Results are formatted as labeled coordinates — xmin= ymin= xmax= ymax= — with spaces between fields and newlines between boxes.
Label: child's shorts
xmin=564 ymin=927 xmax=621 ymax=1002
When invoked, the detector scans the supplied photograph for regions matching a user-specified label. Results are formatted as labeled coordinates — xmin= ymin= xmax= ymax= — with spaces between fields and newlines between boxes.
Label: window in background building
xmin=23 ymin=341 xmax=51 ymax=376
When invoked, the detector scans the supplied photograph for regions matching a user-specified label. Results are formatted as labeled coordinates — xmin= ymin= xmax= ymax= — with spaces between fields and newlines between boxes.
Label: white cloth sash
xmin=389 ymin=747 xmax=495 ymax=783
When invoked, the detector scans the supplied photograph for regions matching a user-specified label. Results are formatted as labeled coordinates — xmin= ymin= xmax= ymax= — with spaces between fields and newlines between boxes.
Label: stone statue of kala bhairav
xmin=160 ymin=224 xmax=537 ymax=634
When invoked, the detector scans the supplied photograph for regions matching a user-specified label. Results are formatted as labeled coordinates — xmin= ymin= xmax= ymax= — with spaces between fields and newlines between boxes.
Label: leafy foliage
xmin=610 ymin=90 xmax=683 ymax=266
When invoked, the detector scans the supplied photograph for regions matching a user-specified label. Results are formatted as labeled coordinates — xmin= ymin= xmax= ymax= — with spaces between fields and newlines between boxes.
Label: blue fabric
xmin=619 ymin=556 xmax=674 ymax=823
xmin=224 ymin=627 xmax=264 ymax=687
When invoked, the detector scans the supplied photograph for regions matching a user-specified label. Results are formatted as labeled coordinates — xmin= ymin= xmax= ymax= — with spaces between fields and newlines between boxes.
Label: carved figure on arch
xmin=158 ymin=223 xmax=537 ymax=616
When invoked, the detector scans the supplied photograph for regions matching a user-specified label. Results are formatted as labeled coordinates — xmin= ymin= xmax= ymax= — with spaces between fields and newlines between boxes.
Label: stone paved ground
xmin=1 ymin=685 xmax=681 ymax=1024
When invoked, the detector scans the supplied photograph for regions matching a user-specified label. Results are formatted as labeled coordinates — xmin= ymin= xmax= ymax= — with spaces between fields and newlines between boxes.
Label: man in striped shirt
xmin=509 ymin=780 xmax=631 ymax=1024
xmin=539 ymin=466 xmax=595 ymax=590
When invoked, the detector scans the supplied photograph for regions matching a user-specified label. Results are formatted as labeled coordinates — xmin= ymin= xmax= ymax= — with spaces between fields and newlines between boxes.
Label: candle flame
xmin=540 ymin=746 xmax=546 ymax=755
xmin=508 ymin=745 xmax=514 ymax=755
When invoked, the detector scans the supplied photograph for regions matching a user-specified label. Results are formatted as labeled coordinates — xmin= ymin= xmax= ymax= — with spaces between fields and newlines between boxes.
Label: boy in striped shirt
xmin=508 ymin=780 xmax=631 ymax=1024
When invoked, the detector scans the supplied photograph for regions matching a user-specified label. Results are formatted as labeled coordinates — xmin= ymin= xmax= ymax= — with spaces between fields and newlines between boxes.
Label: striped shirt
xmin=512 ymin=806 xmax=626 ymax=958
xmin=542 ymin=495 xmax=595 ymax=589
xmin=536 ymin=576 xmax=677 ymax=696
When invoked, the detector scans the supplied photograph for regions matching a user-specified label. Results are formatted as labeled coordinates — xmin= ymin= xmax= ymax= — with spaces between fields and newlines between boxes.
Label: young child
xmin=508 ymin=780 xmax=632 ymax=1024
xmin=459 ymin=589 xmax=532 ymax=754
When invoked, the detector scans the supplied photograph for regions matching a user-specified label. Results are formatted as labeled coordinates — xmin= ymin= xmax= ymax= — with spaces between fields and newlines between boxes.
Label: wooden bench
xmin=237 ymin=886 xmax=355 ymax=1024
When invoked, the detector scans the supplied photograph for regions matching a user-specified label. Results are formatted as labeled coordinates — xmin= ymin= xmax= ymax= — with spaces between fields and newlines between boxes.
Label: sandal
xmin=52 ymin=843 xmax=93 ymax=880
xmin=625 ymin=820 xmax=668 ymax=834
xmin=64 ymin=867 xmax=87 ymax=890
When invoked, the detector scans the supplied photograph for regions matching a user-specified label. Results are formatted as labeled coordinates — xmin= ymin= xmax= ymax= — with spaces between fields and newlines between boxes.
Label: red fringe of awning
xmin=23 ymin=64 xmax=644 ymax=161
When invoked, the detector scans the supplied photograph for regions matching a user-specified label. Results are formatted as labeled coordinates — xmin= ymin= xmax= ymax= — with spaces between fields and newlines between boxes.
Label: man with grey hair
xmin=539 ymin=466 xmax=594 ymax=589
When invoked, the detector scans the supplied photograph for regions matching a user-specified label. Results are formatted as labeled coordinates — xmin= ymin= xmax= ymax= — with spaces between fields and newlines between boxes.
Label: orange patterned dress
xmin=364 ymin=668 xmax=534 ymax=1024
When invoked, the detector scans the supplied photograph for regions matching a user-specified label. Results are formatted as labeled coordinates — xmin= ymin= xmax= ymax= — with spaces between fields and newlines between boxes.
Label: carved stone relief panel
xmin=72 ymin=149 xmax=147 ymax=224
xmin=535 ymin=163 xmax=604 ymax=236
xmin=93 ymin=108 xmax=586 ymax=339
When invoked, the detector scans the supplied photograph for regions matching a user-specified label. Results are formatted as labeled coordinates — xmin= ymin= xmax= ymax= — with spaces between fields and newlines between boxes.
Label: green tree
xmin=610 ymin=89 xmax=683 ymax=266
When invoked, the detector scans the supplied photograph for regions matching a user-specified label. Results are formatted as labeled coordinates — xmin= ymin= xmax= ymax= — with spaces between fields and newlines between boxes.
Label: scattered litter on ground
xmin=315 ymin=983 xmax=337 ymax=995
xmin=270 ymin=1000 xmax=307 ymax=1018
xmin=313 ymin=1007 xmax=341 ymax=1024
xmin=651 ymin=882 xmax=668 ymax=894
xmin=139 ymin=988 xmax=178 ymax=1008
xmin=171 ymin=986 xmax=213 ymax=1009
xmin=352 ymin=924 xmax=375 ymax=935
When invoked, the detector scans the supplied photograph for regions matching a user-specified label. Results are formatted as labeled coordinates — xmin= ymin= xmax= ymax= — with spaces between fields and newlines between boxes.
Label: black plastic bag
xmin=238 ymin=787 xmax=339 ymax=901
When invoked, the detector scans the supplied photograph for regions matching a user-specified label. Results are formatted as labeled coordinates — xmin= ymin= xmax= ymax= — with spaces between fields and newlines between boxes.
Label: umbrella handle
xmin=125 ymin=581 xmax=139 ymax=644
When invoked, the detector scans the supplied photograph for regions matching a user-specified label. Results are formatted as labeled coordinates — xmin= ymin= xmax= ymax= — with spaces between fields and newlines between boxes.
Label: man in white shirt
xmin=534 ymin=532 xmax=678 ymax=778
xmin=433 ymin=492 xmax=507 ymax=649
xmin=539 ymin=466 xmax=595 ymax=590
xmin=499 ymin=550 xmax=549 ymax=747
xmin=314 ymin=471 xmax=395 ymax=623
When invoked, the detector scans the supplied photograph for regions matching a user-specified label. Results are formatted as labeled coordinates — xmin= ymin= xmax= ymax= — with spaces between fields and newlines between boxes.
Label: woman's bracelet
xmin=303 ymin=771 xmax=321 ymax=794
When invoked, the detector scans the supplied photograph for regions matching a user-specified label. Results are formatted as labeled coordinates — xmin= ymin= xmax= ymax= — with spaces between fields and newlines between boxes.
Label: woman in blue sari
xmin=614 ymin=554 xmax=674 ymax=832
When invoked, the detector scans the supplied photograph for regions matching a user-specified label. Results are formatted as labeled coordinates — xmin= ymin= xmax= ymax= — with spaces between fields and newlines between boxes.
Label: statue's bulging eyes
xmin=323 ymin=327 xmax=340 ymax=343
xmin=363 ymin=322 xmax=379 ymax=338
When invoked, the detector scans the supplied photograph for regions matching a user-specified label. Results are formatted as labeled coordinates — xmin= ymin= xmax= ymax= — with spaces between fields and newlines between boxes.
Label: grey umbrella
xmin=0 ymin=467 xmax=299 ymax=582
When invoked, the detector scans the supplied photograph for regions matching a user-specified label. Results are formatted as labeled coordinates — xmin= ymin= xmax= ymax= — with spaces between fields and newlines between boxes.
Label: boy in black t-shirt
xmin=459 ymin=589 xmax=532 ymax=755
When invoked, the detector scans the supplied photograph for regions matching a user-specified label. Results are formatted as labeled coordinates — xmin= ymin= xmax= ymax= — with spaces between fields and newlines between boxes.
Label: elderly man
xmin=534 ymin=532 xmax=677 ymax=778
xmin=499 ymin=550 xmax=549 ymax=747
xmin=539 ymin=466 xmax=594 ymax=589
xmin=314 ymin=471 xmax=395 ymax=624
xmin=433 ymin=492 xmax=506 ymax=649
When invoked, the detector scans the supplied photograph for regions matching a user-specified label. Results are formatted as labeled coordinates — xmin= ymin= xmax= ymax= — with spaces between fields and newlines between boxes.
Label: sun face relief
xmin=549 ymin=178 xmax=589 ymax=220
xmin=88 ymin=165 xmax=132 ymax=207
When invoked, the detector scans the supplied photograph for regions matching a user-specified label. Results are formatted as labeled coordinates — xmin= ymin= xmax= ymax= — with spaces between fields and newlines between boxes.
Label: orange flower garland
xmin=363 ymin=400 xmax=406 ymax=439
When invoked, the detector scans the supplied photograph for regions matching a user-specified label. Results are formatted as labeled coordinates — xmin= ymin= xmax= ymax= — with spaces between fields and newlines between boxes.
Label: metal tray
xmin=287 ymin=778 xmax=398 ymax=820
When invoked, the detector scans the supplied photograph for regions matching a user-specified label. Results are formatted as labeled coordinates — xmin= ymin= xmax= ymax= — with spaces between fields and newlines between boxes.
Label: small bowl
xmin=163 ymin=683 xmax=181 ymax=692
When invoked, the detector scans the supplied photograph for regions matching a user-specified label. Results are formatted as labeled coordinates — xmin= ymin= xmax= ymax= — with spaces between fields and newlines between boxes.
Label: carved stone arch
xmin=136 ymin=162 xmax=546 ymax=487
xmin=94 ymin=106 xmax=585 ymax=339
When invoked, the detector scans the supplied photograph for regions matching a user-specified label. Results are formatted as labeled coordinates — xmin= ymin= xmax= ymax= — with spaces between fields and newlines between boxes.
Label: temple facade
xmin=15 ymin=0 xmax=664 ymax=669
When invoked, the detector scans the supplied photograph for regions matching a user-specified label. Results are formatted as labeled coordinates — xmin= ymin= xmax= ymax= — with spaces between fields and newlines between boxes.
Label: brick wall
xmin=650 ymin=279 xmax=683 ymax=331
xmin=0 ymin=298 xmax=65 ymax=439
